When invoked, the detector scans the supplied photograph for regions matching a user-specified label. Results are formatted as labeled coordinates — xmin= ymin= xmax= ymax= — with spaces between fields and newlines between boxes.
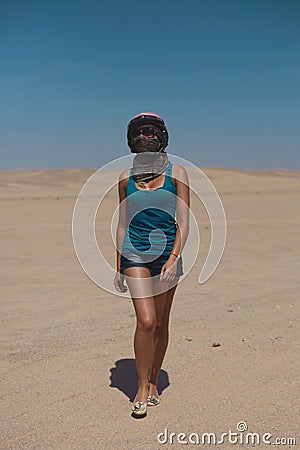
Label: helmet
xmin=127 ymin=112 xmax=169 ymax=153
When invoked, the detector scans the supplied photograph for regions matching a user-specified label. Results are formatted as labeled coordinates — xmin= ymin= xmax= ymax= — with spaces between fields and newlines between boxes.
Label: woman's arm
xmin=160 ymin=164 xmax=190 ymax=282
xmin=171 ymin=164 xmax=190 ymax=256
xmin=116 ymin=169 xmax=129 ymax=273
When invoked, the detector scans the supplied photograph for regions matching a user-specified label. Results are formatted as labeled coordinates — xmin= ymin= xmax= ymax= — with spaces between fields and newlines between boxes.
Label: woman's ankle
xmin=148 ymin=383 xmax=159 ymax=397
xmin=138 ymin=381 xmax=150 ymax=390
xmin=148 ymin=377 xmax=158 ymax=386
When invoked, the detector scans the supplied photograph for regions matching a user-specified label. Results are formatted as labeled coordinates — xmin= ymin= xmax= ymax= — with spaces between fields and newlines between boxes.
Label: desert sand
xmin=1 ymin=167 xmax=299 ymax=449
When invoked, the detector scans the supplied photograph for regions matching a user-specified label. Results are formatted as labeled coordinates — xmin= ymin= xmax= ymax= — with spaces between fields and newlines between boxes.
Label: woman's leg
xmin=123 ymin=266 xmax=156 ymax=403
xmin=148 ymin=281 xmax=178 ymax=397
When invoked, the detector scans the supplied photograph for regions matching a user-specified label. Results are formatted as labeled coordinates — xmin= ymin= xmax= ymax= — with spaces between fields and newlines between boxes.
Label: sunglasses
xmin=132 ymin=126 xmax=157 ymax=139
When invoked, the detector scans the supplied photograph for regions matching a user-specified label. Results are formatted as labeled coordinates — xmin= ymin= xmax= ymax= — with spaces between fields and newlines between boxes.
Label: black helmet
xmin=127 ymin=112 xmax=169 ymax=153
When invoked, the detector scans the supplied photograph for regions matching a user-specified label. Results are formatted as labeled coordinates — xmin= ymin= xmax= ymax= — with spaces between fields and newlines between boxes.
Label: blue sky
xmin=0 ymin=0 xmax=299 ymax=169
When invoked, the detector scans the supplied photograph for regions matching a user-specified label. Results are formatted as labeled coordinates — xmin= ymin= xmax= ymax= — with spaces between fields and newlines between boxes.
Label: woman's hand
xmin=114 ymin=272 xmax=128 ymax=293
xmin=160 ymin=255 xmax=178 ymax=282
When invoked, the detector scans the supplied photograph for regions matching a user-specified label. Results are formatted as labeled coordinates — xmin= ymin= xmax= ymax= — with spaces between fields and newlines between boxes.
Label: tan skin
xmin=114 ymin=164 xmax=190 ymax=404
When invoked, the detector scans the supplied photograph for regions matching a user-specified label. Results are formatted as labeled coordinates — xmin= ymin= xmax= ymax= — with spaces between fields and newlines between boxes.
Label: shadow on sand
xmin=109 ymin=358 xmax=170 ymax=402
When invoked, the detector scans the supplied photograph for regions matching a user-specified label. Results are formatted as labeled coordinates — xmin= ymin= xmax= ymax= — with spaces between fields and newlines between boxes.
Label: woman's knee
xmin=137 ymin=315 xmax=156 ymax=333
xmin=155 ymin=320 xmax=169 ymax=334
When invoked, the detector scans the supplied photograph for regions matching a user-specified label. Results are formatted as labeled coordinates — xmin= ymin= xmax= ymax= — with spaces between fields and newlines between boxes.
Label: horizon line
xmin=1 ymin=166 xmax=300 ymax=173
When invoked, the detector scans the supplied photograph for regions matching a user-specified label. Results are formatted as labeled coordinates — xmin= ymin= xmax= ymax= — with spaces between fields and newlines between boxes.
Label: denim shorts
xmin=120 ymin=252 xmax=184 ymax=278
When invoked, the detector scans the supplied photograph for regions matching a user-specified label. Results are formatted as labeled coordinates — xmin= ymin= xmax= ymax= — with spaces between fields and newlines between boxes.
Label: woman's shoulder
xmin=118 ymin=168 xmax=131 ymax=194
xmin=171 ymin=164 xmax=189 ymax=184
xmin=118 ymin=168 xmax=131 ymax=183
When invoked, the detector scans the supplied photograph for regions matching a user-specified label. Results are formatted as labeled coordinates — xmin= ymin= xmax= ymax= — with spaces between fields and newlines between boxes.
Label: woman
xmin=114 ymin=112 xmax=190 ymax=417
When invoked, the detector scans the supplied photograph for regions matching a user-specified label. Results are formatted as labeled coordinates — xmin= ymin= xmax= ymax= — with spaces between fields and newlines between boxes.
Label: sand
xmin=0 ymin=167 xmax=299 ymax=449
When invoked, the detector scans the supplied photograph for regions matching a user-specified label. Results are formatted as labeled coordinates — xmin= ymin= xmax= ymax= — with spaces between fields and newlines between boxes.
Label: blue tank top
xmin=121 ymin=162 xmax=177 ymax=258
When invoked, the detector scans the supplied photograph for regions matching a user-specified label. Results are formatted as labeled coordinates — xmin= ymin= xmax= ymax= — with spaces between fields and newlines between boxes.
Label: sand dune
xmin=1 ymin=168 xmax=299 ymax=449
